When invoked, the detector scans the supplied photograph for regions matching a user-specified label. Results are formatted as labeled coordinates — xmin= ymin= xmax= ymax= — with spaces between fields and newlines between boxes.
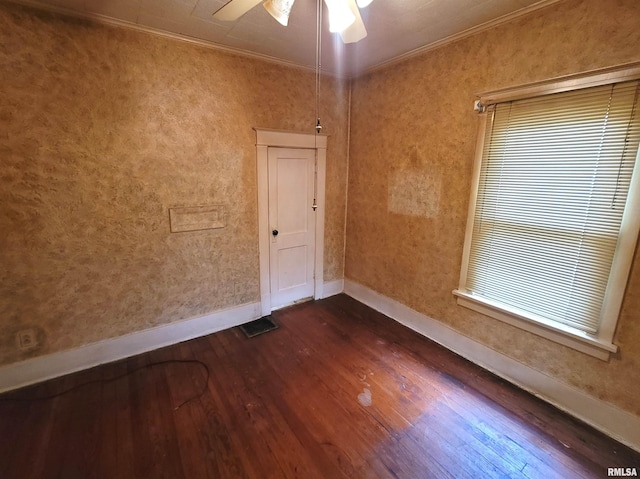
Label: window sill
xmin=452 ymin=290 xmax=617 ymax=361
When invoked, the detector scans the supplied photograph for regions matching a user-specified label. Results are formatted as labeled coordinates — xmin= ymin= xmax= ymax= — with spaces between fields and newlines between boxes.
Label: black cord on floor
xmin=0 ymin=359 xmax=210 ymax=410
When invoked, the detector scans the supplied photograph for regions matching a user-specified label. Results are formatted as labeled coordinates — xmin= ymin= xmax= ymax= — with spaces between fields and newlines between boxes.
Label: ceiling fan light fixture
xmin=339 ymin=0 xmax=367 ymax=43
xmin=355 ymin=0 xmax=372 ymax=8
xmin=324 ymin=0 xmax=356 ymax=33
xmin=263 ymin=0 xmax=295 ymax=26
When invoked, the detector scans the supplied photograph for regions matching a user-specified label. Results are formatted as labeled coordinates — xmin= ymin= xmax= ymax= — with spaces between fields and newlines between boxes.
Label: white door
xmin=268 ymin=147 xmax=316 ymax=310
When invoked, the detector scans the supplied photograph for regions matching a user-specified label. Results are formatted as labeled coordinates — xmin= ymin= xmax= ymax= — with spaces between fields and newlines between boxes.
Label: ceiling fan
xmin=212 ymin=0 xmax=372 ymax=43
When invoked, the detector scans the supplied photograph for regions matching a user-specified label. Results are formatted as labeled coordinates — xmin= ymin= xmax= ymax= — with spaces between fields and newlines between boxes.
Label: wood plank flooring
xmin=1 ymin=294 xmax=638 ymax=478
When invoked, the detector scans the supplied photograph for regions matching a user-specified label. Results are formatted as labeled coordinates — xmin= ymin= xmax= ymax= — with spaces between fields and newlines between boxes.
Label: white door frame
xmin=255 ymin=128 xmax=327 ymax=316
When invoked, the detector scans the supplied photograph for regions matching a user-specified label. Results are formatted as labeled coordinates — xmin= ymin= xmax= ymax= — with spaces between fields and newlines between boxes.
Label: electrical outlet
xmin=17 ymin=329 xmax=38 ymax=351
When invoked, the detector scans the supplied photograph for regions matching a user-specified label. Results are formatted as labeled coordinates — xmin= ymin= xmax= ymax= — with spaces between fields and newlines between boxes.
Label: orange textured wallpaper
xmin=346 ymin=0 xmax=640 ymax=415
xmin=0 ymin=2 xmax=349 ymax=365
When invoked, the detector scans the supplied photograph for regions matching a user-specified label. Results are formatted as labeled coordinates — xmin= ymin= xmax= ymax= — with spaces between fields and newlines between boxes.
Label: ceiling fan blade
xmin=339 ymin=0 xmax=367 ymax=43
xmin=212 ymin=0 xmax=264 ymax=21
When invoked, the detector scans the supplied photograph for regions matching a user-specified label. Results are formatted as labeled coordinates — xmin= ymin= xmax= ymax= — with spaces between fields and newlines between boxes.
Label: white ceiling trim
xmin=363 ymin=0 xmax=565 ymax=76
xmin=6 ymin=0 xmax=313 ymax=73
xmin=7 ymin=0 xmax=565 ymax=79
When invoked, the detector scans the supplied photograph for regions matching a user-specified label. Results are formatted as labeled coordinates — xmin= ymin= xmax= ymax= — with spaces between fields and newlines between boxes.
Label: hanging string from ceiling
xmin=315 ymin=0 xmax=323 ymax=135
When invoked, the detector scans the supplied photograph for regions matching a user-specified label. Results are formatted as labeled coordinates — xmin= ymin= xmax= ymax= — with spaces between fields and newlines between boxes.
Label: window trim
xmin=454 ymin=63 xmax=640 ymax=361
xmin=477 ymin=62 xmax=640 ymax=107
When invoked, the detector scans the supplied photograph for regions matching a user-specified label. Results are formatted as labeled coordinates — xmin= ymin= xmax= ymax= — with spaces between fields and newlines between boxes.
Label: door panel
xmin=277 ymin=245 xmax=308 ymax=289
xmin=276 ymin=157 xmax=309 ymax=233
xmin=268 ymin=147 xmax=316 ymax=310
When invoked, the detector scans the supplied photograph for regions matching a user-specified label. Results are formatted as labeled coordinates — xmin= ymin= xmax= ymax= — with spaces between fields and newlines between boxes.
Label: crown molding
xmin=3 ymin=0 xmax=321 ymax=75
xmin=362 ymin=0 xmax=565 ymax=77
xmin=6 ymin=0 xmax=565 ymax=80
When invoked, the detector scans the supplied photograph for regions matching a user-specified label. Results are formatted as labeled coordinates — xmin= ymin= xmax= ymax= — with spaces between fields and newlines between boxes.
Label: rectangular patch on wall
xmin=388 ymin=170 xmax=441 ymax=218
xmin=169 ymin=205 xmax=225 ymax=232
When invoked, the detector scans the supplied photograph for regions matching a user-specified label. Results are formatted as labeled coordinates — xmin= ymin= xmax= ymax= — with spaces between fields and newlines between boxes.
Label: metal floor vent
xmin=240 ymin=316 xmax=278 ymax=338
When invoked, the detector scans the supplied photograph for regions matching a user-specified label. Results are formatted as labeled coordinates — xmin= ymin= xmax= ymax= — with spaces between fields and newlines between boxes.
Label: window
xmin=454 ymin=65 xmax=640 ymax=360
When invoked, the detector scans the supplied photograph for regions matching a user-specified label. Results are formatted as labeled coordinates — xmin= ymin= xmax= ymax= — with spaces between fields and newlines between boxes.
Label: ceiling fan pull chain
xmin=315 ymin=0 xmax=323 ymax=135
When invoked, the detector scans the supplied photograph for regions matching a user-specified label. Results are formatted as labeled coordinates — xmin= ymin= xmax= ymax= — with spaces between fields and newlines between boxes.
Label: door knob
xmin=272 ymin=229 xmax=279 ymax=237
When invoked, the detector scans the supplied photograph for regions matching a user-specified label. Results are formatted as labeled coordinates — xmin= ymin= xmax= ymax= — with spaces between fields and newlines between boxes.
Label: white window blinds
xmin=465 ymin=80 xmax=640 ymax=334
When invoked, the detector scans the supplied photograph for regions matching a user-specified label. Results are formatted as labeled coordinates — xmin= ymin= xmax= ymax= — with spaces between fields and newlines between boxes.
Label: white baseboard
xmin=0 ymin=301 xmax=261 ymax=394
xmin=0 ymin=278 xmax=345 ymax=394
xmin=343 ymin=279 xmax=640 ymax=453
xmin=321 ymin=279 xmax=344 ymax=298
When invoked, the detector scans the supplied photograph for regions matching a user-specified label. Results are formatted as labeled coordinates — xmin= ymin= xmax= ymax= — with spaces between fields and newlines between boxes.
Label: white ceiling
xmin=12 ymin=0 xmax=560 ymax=77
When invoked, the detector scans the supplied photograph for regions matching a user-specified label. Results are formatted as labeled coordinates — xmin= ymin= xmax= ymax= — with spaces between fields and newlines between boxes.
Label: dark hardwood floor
xmin=1 ymin=294 xmax=638 ymax=478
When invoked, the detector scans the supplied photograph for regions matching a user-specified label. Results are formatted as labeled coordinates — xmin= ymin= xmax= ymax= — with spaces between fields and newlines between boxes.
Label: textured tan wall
xmin=0 ymin=2 xmax=349 ymax=365
xmin=346 ymin=0 xmax=640 ymax=415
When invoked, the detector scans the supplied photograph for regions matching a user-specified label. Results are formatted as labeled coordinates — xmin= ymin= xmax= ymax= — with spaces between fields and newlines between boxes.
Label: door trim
xmin=255 ymin=128 xmax=327 ymax=316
